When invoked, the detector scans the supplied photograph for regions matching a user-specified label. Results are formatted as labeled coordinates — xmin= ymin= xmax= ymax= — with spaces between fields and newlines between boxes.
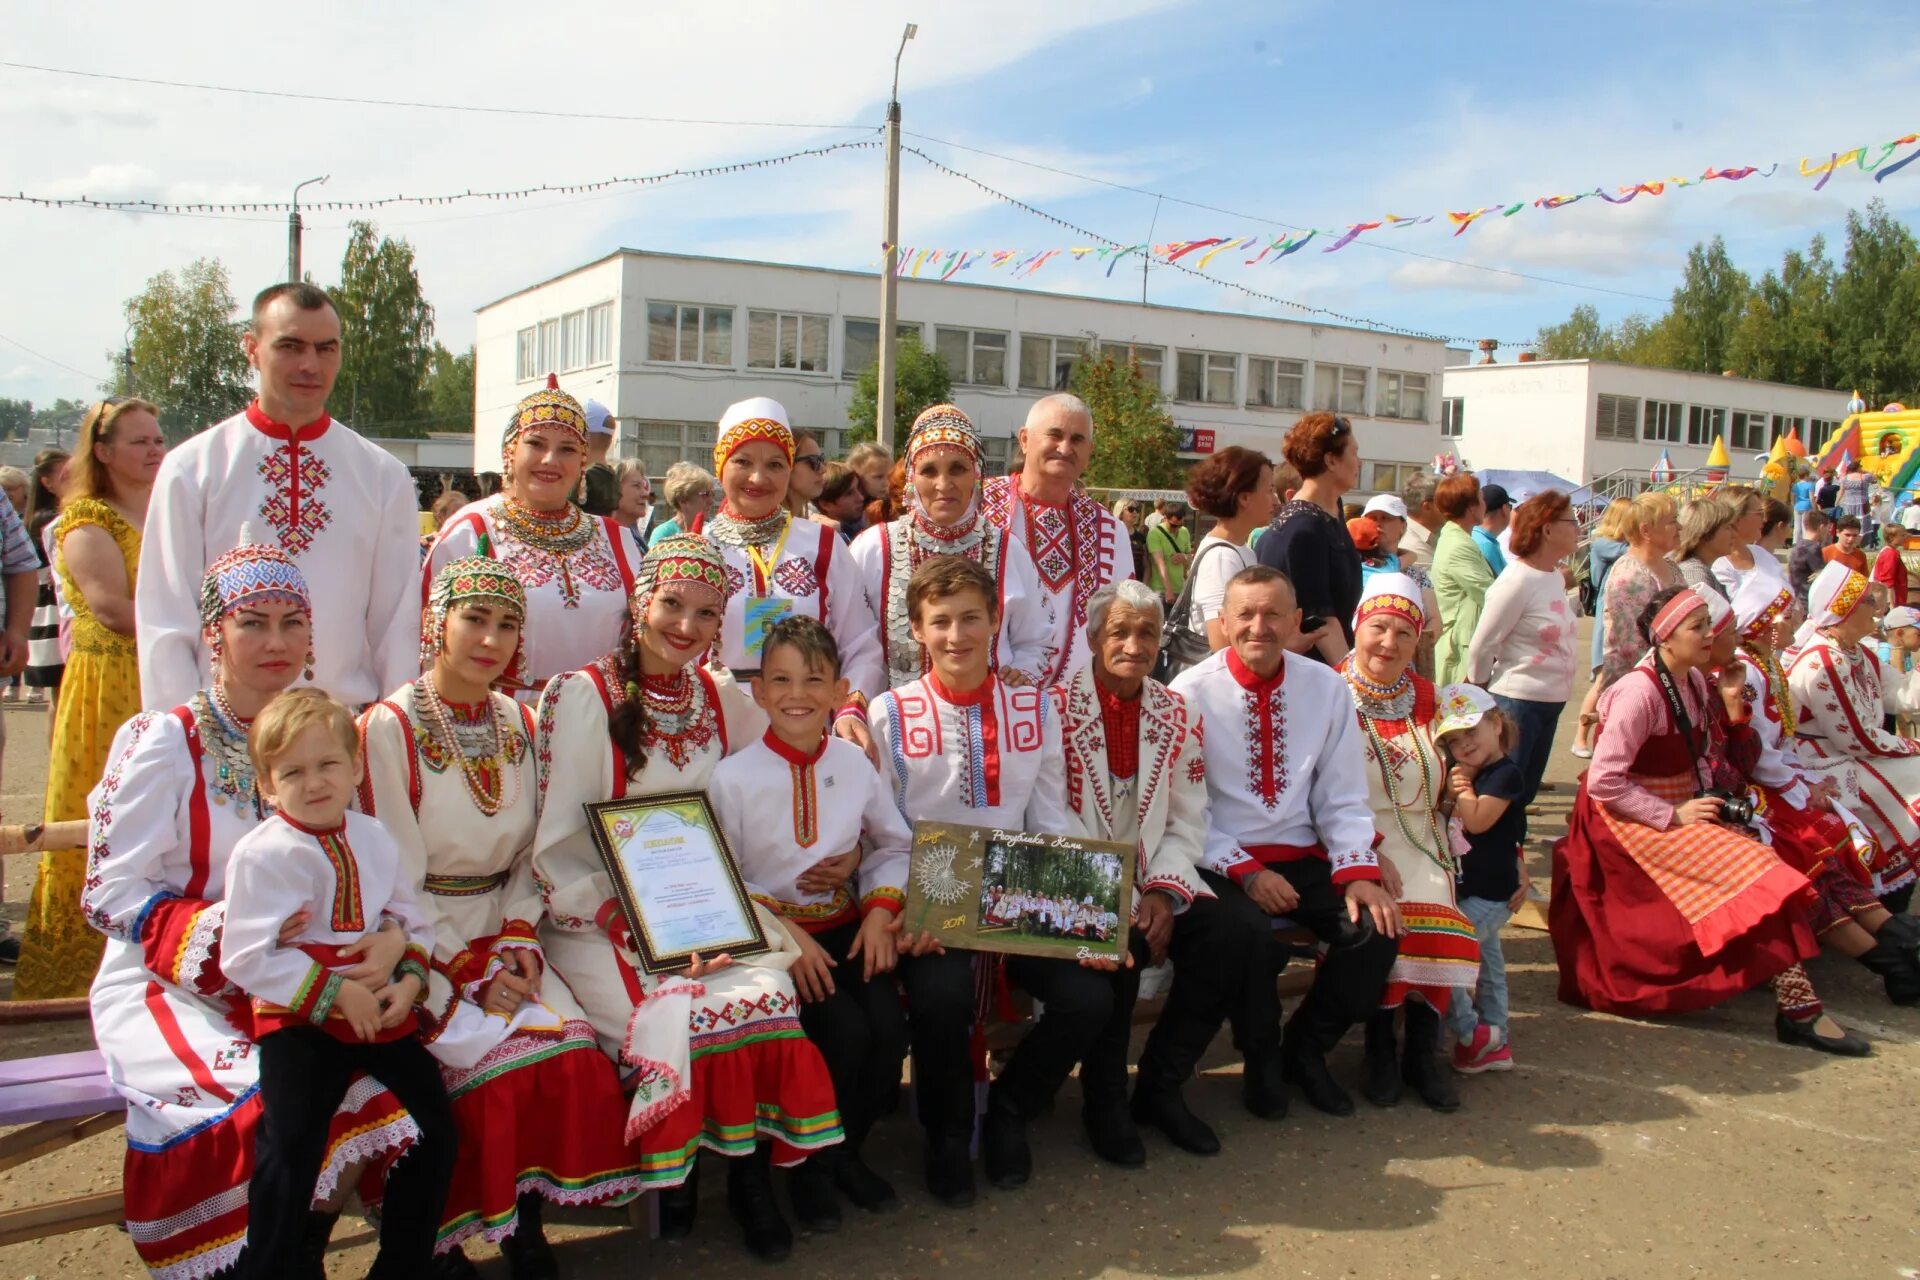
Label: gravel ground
xmin=2 ymin=630 xmax=1916 ymax=1279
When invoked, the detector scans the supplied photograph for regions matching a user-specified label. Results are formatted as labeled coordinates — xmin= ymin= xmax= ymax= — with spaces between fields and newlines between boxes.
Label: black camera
xmin=1702 ymin=788 xmax=1756 ymax=827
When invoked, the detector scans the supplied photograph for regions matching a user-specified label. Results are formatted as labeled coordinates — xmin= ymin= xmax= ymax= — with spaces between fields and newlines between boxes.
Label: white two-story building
xmin=473 ymin=250 xmax=1450 ymax=495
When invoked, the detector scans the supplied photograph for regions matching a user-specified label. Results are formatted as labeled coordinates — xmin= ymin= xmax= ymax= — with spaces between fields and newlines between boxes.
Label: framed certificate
xmin=903 ymin=821 xmax=1134 ymax=963
xmin=583 ymin=791 xmax=768 ymax=974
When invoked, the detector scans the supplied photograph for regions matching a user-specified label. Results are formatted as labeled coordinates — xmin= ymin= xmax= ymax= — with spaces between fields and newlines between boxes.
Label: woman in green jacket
xmin=1431 ymin=473 xmax=1495 ymax=687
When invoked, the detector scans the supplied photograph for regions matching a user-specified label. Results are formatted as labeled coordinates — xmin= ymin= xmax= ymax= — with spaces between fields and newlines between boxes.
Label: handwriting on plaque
xmin=943 ymin=915 xmax=966 ymax=930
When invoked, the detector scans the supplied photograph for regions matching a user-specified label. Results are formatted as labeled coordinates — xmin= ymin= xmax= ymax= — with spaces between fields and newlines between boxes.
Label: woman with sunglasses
xmin=13 ymin=397 xmax=165 ymax=999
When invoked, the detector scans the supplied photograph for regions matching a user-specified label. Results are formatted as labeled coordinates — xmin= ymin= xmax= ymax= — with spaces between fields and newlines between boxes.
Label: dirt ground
xmin=2 ymin=630 xmax=1917 ymax=1279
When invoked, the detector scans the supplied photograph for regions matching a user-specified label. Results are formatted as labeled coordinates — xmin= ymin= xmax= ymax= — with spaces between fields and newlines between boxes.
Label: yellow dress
xmin=12 ymin=499 xmax=142 ymax=999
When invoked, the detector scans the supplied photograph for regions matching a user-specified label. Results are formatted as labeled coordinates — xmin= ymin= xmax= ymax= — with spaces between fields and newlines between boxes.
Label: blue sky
xmin=3 ymin=0 xmax=1916 ymax=408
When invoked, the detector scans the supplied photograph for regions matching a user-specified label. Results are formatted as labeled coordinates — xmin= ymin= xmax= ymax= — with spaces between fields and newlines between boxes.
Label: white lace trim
xmin=178 ymin=901 xmax=225 ymax=991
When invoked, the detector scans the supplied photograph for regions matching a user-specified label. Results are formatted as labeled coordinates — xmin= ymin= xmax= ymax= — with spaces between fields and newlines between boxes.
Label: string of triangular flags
xmin=891 ymin=130 xmax=1920 ymax=280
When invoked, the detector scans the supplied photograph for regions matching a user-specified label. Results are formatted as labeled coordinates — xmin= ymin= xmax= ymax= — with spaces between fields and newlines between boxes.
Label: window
xmin=932 ymin=326 xmax=1007 ymax=387
xmin=1314 ymin=364 xmax=1368 ymax=414
xmin=979 ymin=433 xmax=1011 ymax=474
xmin=515 ymin=327 xmax=536 ymax=382
xmin=746 ymin=310 xmax=829 ymax=373
xmin=536 ymin=319 xmax=560 ymax=378
xmin=1103 ymin=342 xmax=1165 ymax=390
xmin=1642 ymin=399 xmax=1682 ymax=443
xmin=1594 ymin=393 xmax=1639 ymax=441
xmin=1807 ymin=418 xmax=1839 ymax=453
xmin=1686 ymin=404 xmax=1724 ymax=447
xmin=1440 ymin=396 xmax=1465 ymax=438
xmin=1377 ymin=371 xmax=1429 ymax=421
xmin=1175 ymin=350 xmax=1236 ymax=404
xmin=1247 ymin=357 xmax=1305 ymax=410
xmin=1019 ymin=335 xmax=1083 ymax=391
xmin=1730 ymin=410 xmax=1771 ymax=453
xmin=646 ymin=302 xmax=733 ymax=366
xmin=843 ymin=319 xmax=926 ymax=380
xmin=634 ymin=419 xmax=719 ymax=478
xmin=587 ymin=302 xmax=613 ymax=366
xmin=559 ymin=311 xmax=585 ymax=372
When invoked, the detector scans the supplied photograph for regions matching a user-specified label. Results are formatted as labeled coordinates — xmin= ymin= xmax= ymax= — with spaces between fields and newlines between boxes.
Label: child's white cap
xmin=1433 ymin=683 xmax=1499 ymax=741
xmin=1885 ymin=605 xmax=1920 ymax=631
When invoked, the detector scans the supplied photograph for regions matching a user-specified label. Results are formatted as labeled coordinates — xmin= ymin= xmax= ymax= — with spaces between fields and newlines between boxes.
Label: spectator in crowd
xmin=1430 ymin=473 xmax=1495 ymax=688
xmin=1597 ymin=490 xmax=1681 ymax=689
xmin=1256 ymin=413 xmax=1361 ymax=666
xmin=815 ymin=461 xmax=869 ymax=542
xmin=1674 ymin=494 xmax=1739 ymax=601
xmin=1145 ymin=499 xmax=1169 ymax=531
xmin=614 ymin=459 xmax=658 ymax=538
xmin=1572 ymin=497 xmax=1632 ymax=757
xmin=1759 ymin=498 xmax=1794 ymax=556
xmin=1465 ymin=491 xmax=1581 ymax=852
xmin=1271 ymin=460 xmax=1302 ymax=514
xmin=0 ymin=468 xmax=26 ymax=705
xmin=1110 ymin=498 xmax=1150 ymax=582
xmin=1146 ymin=504 xmax=1191 ymax=605
xmin=846 ymin=440 xmax=893 ymax=505
xmin=1822 ymin=515 xmax=1868 ymax=575
xmin=13 ymin=396 xmax=164 ymax=999
xmin=1790 ymin=507 xmax=1831 ymax=610
xmin=1871 ymin=523 xmax=1913 ymax=607
xmin=577 ymin=399 xmax=620 ymax=516
xmin=648 ymin=460 xmax=717 ymax=547
xmin=1792 ymin=463 xmax=1817 ymax=536
xmin=418 ymin=489 xmax=468 ymax=558
xmin=1816 ymin=470 xmax=1841 ymax=524
xmin=1711 ymin=485 xmax=1787 ymax=598
xmin=1183 ymin=447 xmax=1272 ymax=651
xmin=23 ymin=448 xmax=68 ymax=718
xmin=1399 ymin=473 xmax=1442 ymax=570
xmin=1473 ymin=484 xmax=1512 ymax=575
xmin=787 ymin=429 xmax=829 ymax=522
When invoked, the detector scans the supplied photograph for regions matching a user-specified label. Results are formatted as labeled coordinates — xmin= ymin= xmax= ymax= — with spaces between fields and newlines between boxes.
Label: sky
xmin=3 ymin=0 xmax=1918 ymax=412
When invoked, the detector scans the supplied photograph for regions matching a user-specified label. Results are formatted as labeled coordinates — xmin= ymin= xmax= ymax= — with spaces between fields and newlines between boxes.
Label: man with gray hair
xmin=1399 ymin=473 xmax=1442 ymax=570
xmin=1052 ymin=578 xmax=1275 ymax=1160
xmin=981 ymin=393 xmax=1134 ymax=685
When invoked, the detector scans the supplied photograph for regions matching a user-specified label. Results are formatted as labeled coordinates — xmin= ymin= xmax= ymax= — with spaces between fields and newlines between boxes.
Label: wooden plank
xmin=0 ymin=821 xmax=89 ymax=856
xmin=0 ymin=1113 xmax=123 ymax=1176
xmin=0 ymin=998 xmax=92 ymax=1025
xmin=0 ymin=1079 xmax=127 ymax=1126
xmin=0 ymin=1050 xmax=107 ymax=1087
xmin=0 ymin=1191 xmax=125 ymax=1247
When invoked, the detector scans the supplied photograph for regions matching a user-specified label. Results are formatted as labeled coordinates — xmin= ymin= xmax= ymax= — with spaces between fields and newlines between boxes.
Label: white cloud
xmin=1387 ymin=257 xmax=1531 ymax=294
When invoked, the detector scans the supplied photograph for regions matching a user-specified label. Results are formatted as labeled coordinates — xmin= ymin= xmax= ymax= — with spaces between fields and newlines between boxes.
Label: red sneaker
xmin=1451 ymin=1025 xmax=1512 ymax=1073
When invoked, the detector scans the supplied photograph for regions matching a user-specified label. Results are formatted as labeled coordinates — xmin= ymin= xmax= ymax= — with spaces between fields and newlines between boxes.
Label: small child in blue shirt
xmin=1433 ymin=684 xmax=1527 ymax=1074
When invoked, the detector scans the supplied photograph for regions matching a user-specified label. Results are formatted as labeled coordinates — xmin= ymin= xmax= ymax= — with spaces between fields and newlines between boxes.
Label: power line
xmin=0 ymin=60 xmax=874 ymax=131
xmin=0 ymin=330 xmax=109 ymax=384
xmin=903 ymin=130 xmax=1672 ymax=304
xmin=899 ymin=146 xmax=1540 ymax=347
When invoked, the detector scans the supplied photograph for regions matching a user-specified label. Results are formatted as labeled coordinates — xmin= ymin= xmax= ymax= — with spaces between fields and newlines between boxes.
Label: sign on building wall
xmin=1177 ymin=427 xmax=1217 ymax=455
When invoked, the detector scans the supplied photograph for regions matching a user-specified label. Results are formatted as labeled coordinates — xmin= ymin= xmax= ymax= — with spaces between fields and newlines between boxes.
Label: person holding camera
xmin=1549 ymin=584 xmax=1870 ymax=1056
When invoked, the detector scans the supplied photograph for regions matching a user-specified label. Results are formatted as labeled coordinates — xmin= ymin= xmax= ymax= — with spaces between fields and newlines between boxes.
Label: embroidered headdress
xmin=1701 ymin=588 xmax=1732 ymax=639
xmin=423 ymin=557 xmax=528 ymax=684
xmin=633 ymin=534 xmax=734 ymax=619
xmin=200 ymin=543 xmax=310 ymax=630
xmin=1732 ymin=573 xmax=1794 ymax=640
xmin=1806 ymin=560 xmax=1870 ymax=631
xmin=1650 ymin=587 xmax=1708 ymax=643
xmin=712 ymin=397 xmax=794 ymax=475
xmin=905 ymin=404 xmax=980 ymax=470
xmin=503 ymin=373 xmax=589 ymax=462
xmin=1354 ymin=572 xmax=1423 ymax=632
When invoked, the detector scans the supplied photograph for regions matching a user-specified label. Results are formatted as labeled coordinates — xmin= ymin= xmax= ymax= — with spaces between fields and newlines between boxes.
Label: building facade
xmin=473 ymin=250 xmax=1450 ymax=495
xmin=1439 ymin=359 xmax=1851 ymax=484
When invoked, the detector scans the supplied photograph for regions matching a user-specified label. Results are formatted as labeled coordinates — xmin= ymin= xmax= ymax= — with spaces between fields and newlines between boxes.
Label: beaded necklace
xmin=631 ymin=667 xmax=716 ymax=769
xmin=495 ymin=496 xmax=595 ymax=556
xmin=1347 ymin=668 xmax=1453 ymax=874
xmin=1345 ymin=664 xmax=1416 ymax=723
xmin=706 ymin=506 xmax=790 ymax=550
xmin=1740 ymin=642 xmax=1795 ymax=737
xmin=415 ymin=675 xmax=518 ymax=816
xmin=196 ymin=686 xmax=264 ymax=816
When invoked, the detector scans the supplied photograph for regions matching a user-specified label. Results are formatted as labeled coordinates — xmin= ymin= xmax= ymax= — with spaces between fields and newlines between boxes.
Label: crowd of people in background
xmin=2 ymin=277 xmax=1917 ymax=1280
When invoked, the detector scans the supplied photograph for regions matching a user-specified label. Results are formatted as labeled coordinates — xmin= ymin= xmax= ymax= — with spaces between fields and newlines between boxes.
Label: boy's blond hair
xmin=248 ymin=688 xmax=359 ymax=780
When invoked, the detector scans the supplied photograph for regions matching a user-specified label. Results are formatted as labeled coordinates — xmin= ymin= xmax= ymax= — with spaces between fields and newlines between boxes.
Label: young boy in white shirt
xmin=710 ymin=617 xmax=914 ymax=1224
xmin=221 ymin=689 xmax=456 ymax=1279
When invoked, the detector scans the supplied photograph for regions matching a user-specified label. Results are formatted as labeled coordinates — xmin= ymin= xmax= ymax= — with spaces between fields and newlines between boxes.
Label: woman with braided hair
xmin=530 ymin=534 xmax=842 ymax=1261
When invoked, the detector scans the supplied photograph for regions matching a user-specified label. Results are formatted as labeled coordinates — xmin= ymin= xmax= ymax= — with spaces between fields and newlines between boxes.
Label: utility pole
xmin=288 ymin=175 xmax=329 ymax=282
xmin=876 ymin=22 xmax=916 ymax=449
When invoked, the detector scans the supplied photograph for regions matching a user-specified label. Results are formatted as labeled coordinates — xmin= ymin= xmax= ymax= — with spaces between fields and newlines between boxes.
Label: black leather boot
xmin=657 ymin=1164 xmax=698 ymax=1240
xmin=924 ymin=1132 xmax=977 ymax=1208
xmin=1859 ymin=931 xmax=1920 ymax=1005
xmin=981 ymin=1083 xmax=1032 ymax=1189
xmin=500 ymin=1193 xmax=559 ymax=1280
xmin=726 ymin=1145 xmax=794 ymax=1261
xmin=301 ymin=1210 xmax=341 ymax=1280
xmin=786 ymin=1155 xmax=842 ymax=1233
xmin=1400 ymin=1001 xmax=1460 ymax=1111
xmin=827 ymin=1144 xmax=900 ymax=1214
xmin=1362 ymin=1010 xmax=1403 ymax=1108
xmin=1240 ymin=1046 xmax=1289 ymax=1120
xmin=1129 ymin=1083 xmax=1220 ymax=1155
xmin=1282 ymin=1006 xmax=1354 ymax=1116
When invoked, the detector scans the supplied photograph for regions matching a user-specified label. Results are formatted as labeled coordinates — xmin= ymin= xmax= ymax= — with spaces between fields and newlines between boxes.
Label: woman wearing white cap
xmin=1787 ymin=561 xmax=1920 ymax=911
xmin=1551 ymin=583 xmax=1867 ymax=1054
xmin=850 ymin=404 xmax=1057 ymax=687
xmin=697 ymin=397 xmax=885 ymax=746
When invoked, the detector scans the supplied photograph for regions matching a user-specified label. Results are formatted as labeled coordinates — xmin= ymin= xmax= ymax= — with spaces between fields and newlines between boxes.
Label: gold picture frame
xmin=904 ymin=820 xmax=1134 ymax=962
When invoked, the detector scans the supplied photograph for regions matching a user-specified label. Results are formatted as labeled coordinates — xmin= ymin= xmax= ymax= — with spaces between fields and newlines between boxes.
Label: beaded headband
xmin=1739 ymin=585 xmax=1794 ymax=638
xmin=1356 ymin=589 xmax=1422 ymax=630
xmin=1650 ymin=587 xmax=1707 ymax=642
xmin=199 ymin=543 xmax=310 ymax=630
xmin=633 ymin=534 xmax=733 ymax=620
xmin=713 ymin=397 xmax=795 ymax=475
xmin=503 ymin=374 xmax=589 ymax=461
xmin=423 ymin=556 xmax=528 ymax=681
xmin=905 ymin=403 xmax=981 ymax=470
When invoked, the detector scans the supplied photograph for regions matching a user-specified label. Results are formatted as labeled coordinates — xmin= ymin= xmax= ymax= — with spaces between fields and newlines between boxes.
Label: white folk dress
xmin=529 ymin=659 xmax=841 ymax=1188
xmin=135 ymin=404 xmax=422 ymax=711
xmin=83 ymin=699 xmax=420 ymax=1280
xmin=1788 ymin=633 xmax=1920 ymax=882
xmin=425 ymin=496 xmax=642 ymax=698
xmin=358 ymin=682 xmax=644 ymax=1251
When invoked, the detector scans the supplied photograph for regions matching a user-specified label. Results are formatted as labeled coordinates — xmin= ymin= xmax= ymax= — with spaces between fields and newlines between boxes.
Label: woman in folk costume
xmin=1550 ymin=584 xmax=1870 ymax=1055
xmin=83 ymin=544 xmax=423 ymax=1280
xmin=1339 ymin=575 xmax=1479 ymax=1111
xmin=426 ymin=376 xmax=643 ymax=700
xmin=850 ymin=403 xmax=1058 ymax=688
xmin=1787 ymin=560 xmax=1920 ymax=912
xmin=1724 ymin=572 xmax=1920 ymax=1005
xmin=696 ymin=396 xmax=884 ymax=743
xmin=358 ymin=558 xmax=645 ymax=1277
xmin=530 ymin=535 xmax=841 ymax=1261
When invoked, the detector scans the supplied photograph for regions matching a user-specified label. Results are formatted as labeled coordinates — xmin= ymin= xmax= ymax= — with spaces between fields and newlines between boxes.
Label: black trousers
xmin=995 ymin=951 xmax=1138 ymax=1118
xmin=794 ymin=921 xmax=909 ymax=1151
xmin=896 ymin=949 xmax=978 ymax=1142
xmin=1135 ymin=889 xmax=1276 ymax=1094
xmin=1206 ymin=859 xmax=1398 ymax=1054
xmin=245 ymin=1026 xmax=458 ymax=1280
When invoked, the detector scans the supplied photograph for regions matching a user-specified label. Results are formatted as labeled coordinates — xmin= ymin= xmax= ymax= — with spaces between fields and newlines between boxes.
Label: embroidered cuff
xmin=141 ymin=896 xmax=226 ymax=994
xmin=1328 ymin=846 xmax=1381 ymax=887
xmin=492 ymin=918 xmax=542 ymax=957
xmin=288 ymin=964 xmax=343 ymax=1025
xmin=833 ymin=702 xmax=869 ymax=725
xmin=396 ymin=957 xmax=431 ymax=990
xmin=457 ymin=954 xmax=507 ymax=1006
xmin=859 ymin=887 xmax=905 ymax=919
xmin=1142 ymin=877 xmax=1195 ymax=905
xmin=1220 ymin=851 xmax=1265 ymax=887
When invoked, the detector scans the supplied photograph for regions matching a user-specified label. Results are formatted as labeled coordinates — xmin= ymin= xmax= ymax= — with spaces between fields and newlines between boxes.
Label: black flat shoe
xmin=981 ymin=1106 xmax=1032 ymax=1189
xmin=1240 ymin=1051 xmax=1289 ymax=1120
xmin=1082 ymin=1103 xmax=1147 ymax=1167
xmin=430 ymin=1245 xmax=482 ymax=1280
xmin=1129 ymin=1087 xmax=1220 ymax=1156
xmin=1283 ymin=1050 xmax=1355 ymax=1116
xmin=924 ymin=1135 xmax=976 ymax=1208
xmin=726 ymin=1155 xmax=794 ymax=1262
xmin=1774 ymin=1012 xmax=1872 ymax=1057
xmin=831 ymin=1152 xmax=900 ymax=1213
xmin=501 ymin=1193 xmax=558 ymax=1280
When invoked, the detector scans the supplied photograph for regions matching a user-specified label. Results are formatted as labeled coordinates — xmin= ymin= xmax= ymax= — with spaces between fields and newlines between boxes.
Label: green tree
xmin=1069 ymin=352 xmax=1186 ymax=490
xmin=332 ymin=220 xmax=436 ymax=436
xmin=1729 ymin=236 xmax=1836 ymax=388
xmin=846 ymin=332 xmax=952 ymax=452
xmin=119 ymin=258 xmax=251 ymax=439
xmin=1664 ymin=235 xmax=1752 ymax=374
xmin=422 ymin=343 xmax=475 ymax=432
xmin=1831 ymin=199 xmax=1920 ymax=404
xmin=1534 ymin=304 xmax=1619 ymax=360
xmin=29 ymin=398 xmax=89 ymax=440
xmin=0 ymin=399 xmax=31 ymax=439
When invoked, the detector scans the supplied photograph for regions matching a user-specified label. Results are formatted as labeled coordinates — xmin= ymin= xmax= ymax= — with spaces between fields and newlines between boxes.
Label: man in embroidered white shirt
xmin=136 ymin=283 xmax=422 ymax=711
xmin=1170 ymin=565 xmax=1402 ymax=1117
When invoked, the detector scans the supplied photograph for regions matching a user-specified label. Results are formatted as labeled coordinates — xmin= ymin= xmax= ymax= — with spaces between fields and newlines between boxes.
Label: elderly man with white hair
xmin=1053 ymin=578 xmax=1276 ymax=1160
xmin=981 ymin=393 xmax=1135 ymax=685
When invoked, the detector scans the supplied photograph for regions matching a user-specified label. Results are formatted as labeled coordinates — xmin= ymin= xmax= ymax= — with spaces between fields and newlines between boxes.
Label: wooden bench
xmin=0 ymin=1049 xmax=127 ymax=1247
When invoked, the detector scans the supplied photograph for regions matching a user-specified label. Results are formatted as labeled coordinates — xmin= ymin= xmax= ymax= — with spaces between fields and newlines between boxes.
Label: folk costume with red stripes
xmin=358 ymin=557 xmax=644 ymax=1254
xmin=979 ymin=472 xmax=1134 ymax=685
xmin=83 ymin=546 xmax=420 ymax=1280
xmin=529 ymin=536 xmax=840 ymax=1189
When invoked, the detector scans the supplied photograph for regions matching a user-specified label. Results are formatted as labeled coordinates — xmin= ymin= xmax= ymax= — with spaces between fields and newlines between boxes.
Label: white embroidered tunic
xmin=136 ymin=404 xmax=423 ymax=710
xmin=979 ymin=476 xmax=1134 ymax=686
xmin=1169 ymin=647 xmax=1379 ymax=887
xmin=1788 ymin=634 xmax=1920 ymax=859
xmin=703 ymin=513 xmax=887 ymax=697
